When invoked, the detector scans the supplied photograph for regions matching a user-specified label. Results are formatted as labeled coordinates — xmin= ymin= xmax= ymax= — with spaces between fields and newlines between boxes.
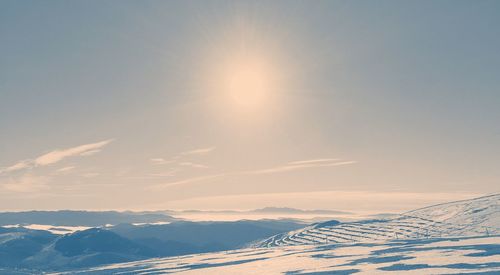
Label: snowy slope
xmin=56 ymin=235 xmax=500 ymax=274
xmin=49 ymin=194 xmax=500 ymax=274
xmin=404 ymin=193 xmax=499 ymax=236
xmin=255 ymin=194 xmax=499 ymax=247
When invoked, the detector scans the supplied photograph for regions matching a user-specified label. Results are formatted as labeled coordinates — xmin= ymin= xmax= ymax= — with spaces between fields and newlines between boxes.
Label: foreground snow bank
xmin=61 ymin=235 xmax=500 ymax=274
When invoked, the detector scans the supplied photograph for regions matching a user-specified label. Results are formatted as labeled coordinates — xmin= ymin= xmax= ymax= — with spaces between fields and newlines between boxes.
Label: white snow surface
xmin=56 ymin=235 xmax=500 ymax=274
xmin=52 ymin=193 xmax=500 ymax=274
xmin=255 ymin=194 xmax=499 ymax=247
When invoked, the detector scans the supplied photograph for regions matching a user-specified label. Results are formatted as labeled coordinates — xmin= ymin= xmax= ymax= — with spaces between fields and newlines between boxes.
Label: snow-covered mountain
xmin=255 ymin=194 xmax=499 ymax=247
xmin=0 ymin=219 xmax=303 ymax=272
xmin=59 ymin=235 xmax=500 ymax=274
xmin=2 ymin=194 xmax=498 ymax=274
xmin=47 ymin=194 xmax=500 ymax=274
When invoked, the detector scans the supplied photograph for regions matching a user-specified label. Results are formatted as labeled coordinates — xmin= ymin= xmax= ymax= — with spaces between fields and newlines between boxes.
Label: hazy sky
xmin=1 ymin=0 xmax=499 ymax=212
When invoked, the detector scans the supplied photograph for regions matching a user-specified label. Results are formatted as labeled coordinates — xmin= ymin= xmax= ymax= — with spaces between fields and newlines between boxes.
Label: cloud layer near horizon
xmin=148 ymin=190 xmax=483 ymax=214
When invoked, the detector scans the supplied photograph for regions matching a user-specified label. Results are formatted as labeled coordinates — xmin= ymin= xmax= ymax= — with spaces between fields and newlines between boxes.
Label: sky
xmin=1 ymin=0 xmax=499 ymax=212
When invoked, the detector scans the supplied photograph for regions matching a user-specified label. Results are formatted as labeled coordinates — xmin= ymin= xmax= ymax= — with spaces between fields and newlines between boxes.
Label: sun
xmin=221 ymin=55 xmax=276 ymax=111
xmin=195 ymin=18 xmax=292 ymax=121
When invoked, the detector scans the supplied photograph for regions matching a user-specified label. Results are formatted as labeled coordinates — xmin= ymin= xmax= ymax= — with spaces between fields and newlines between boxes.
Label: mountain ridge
xmin=255 ymin=193 xmax=500 ymax=248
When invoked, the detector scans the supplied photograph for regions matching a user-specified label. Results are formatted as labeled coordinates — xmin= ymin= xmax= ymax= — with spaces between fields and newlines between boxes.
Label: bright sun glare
xmin=198 ymin=19 xmax=291 ymax=120
xmin=221 ymin=56 xmax=276 ymax=110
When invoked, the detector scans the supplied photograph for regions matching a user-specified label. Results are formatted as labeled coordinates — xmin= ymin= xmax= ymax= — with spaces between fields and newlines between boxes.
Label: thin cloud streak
xmin=289 ymin=158 xmax=340 ymax=165
xmin=150 ymin=158 xmax=356 ymax=189
xmin=149 ymin=146 xmax=214 ymax=168
xmin=248 ymin=160 xmax=357 ymax=175
xmin=179 ymin=162 xmax=209 ymax=169
xmin=150 ymin=174 xmax=226 ymax=189
xmin=35 ymin=139 xmax=114 ymax=166
xmin=181 ymin=146 xmax=216 ymax=156
xmin=56 ymin=166 xmax=75 ymax=173
xmin=2 ymin=160 xmax=32 ymax=173
xmin=0 ymin=139 xmax=113 ymax=174
xmin=150 ymin=158 xmax=176 ymax=165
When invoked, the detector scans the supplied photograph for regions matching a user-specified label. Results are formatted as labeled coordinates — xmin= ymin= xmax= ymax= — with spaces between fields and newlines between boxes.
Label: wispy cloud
xmin=34 ymin=139 xmax=113 ymax=166
xmin=79 ymin=150 xmax=101 ymax=157
xmin=149 ymin=146 xmax=214 ymax=176
xmin=56 ymin=166 xmax=75 ymax=173
xmin=181 ymin=146 xmax=216 ymax=156
xmin=150 ymin=174 xmax=226 ymax=189
xmin=289 ymin=158 xmax=340 ymax=165
xmin=148 ymin=172 xmax=177 ymax=177
xmin=179 ymin=162 xmax=209 ymax=169
xmin=150 ymin=158 xmax=176 ymax=165
xmin=149 ymin=158 xmax=355 ymax=189
xmin=0 ymin=139 xmax=114 ymax=174
xmin=248 ymin=159 xmax=356 ymax=175
xmin=2 ymin=160 xmax=32 ymax=173
xmin=149 ymin=147 xmax=213 ymax=171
